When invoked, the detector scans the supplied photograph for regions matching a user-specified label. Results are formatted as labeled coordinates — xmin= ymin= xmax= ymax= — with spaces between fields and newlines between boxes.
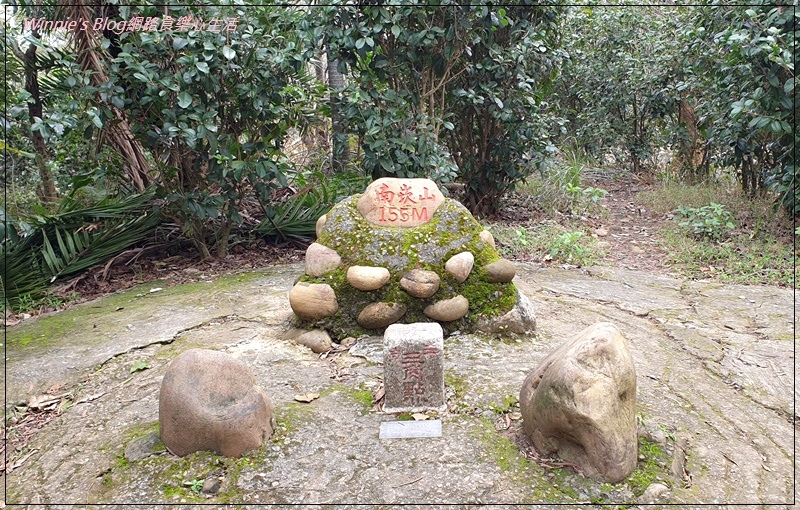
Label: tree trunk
xmin=631 ymin=150 xmax=642 ymax=176
xmin=327 ymin=51 xmax=350 ymax=173
xmin=301 ymin=52 xmax=330 ymax=159
xmin=22 ymin=36 xmax=58 ymax=202
xmin=677 ymin=96 xmax=703 ymax=184
xmin=464 ymin=189 xmax=496 ymax=218
xmin=67 ymin=0 xmax=152 ymax=191
xmin=216 ymin=220 xmax=232 ymax=259
xmin=741 ymin=155 xmax=754 ymax=196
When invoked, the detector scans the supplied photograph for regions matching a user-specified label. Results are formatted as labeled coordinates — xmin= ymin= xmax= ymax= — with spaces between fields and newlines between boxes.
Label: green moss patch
xmin=627 ymin=437 xmax=671 ymax=497
xmin=7 ymin=268 xmax=279 ymax=349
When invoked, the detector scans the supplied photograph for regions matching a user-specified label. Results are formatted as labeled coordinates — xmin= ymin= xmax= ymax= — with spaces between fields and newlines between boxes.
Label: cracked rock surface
xmin=4 ymin=263 xmax=794 ymax=506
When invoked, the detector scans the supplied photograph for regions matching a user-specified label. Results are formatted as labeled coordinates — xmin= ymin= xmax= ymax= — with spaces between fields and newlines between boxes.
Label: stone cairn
xmin=288 ymin=177 xmax=533 ymax=340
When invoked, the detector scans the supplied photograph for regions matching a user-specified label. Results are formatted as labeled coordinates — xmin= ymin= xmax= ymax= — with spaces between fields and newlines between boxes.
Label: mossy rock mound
xmin=288 ymin=178 xmax=521 ymax=339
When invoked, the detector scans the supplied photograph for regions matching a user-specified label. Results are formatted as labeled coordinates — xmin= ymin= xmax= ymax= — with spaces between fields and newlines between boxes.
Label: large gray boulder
xmin=519 ymin=322 xmax=637 ymax=483
xmin=159 ymin=349 xmax=274 ymax=458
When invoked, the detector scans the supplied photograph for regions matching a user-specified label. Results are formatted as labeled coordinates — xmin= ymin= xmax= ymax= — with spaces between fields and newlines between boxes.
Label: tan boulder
xmin=485 ymin=258 xmax=516 ymax=283
xmin=356 ymin=177 xmax=445 ymax=227
xmin=357 ymin=302 xmax=407 ymax=329
xmin=445 ymin=251 xmax=474 ymax=283
xmin=305 ymin=242 xmax=341 ymax=277
xmin=424 ymin=295 xmax=469 ymax=322
xmin=399 ymin=269 xmax=440 ymax=298
xmin=347 ymin=265 xmax=391 ymax=291
xmin=519 ymin=322 xmax=637 ymax=483
xmin=159 ymin=349 xmax=274 ymax=458
xmin=289 ymin=282 xmax=338 ymax=320
xmin=315 ymin=214 xmax=327 ymax=238
xmin=295 ymin=329 xmax=333 ymax=353
xmin=479 ymin=229 xmax=496 ymax=248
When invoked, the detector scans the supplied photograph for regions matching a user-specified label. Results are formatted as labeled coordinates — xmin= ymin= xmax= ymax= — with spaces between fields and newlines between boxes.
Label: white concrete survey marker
xmin=379 ymin=419 xmax=442 ymax=439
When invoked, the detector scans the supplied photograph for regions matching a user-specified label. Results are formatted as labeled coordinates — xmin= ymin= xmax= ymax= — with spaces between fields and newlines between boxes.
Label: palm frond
xmin=1 ymin=240 xmax=48 ymax=311
xmin=2 ymin=190 xmax=162 ymax=309
xmin=39 ymin=211 xmax=161 ymax=281
xmin=256 ymin=185 xmax=333 ymax=241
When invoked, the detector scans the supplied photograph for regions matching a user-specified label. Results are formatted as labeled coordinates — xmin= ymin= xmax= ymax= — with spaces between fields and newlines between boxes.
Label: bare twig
xmin=6 ymin=448 xmax=40 ymax=475
xmin=392 ymin=476 xmax=423 ymax=489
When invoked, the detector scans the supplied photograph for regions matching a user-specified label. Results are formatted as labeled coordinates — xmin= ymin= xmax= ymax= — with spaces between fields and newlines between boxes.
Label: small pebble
xmin=202 ymin=478 xmax=221 ymax=494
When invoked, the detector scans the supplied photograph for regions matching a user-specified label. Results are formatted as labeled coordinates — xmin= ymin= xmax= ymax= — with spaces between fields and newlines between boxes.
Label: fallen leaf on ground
xmin=130 ymin=360 xmax=150 ymax=373
xmin=6 ymin=448 xmax=39 ymax=474
xmin=412 ymin=413 xmax=429 ymax=421
xmin=77 ymin=392 xmax=106 ymax=404
xmin=294 ymin=393 xmax=319 ymax=403
xmin=27 ymin=395 xmax=60 ymax=410
xmin=47 ymin=383 xmax=65 ymax=394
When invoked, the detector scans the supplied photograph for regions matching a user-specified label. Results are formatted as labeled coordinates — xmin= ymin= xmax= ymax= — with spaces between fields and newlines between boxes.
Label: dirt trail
xmin=3 ymin=263 xmax=795 ymax=506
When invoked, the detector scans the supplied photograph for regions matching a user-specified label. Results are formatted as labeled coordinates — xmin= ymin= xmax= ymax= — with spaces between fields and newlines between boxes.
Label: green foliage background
xmin=1 ymin=2 xmax=796 ymax=310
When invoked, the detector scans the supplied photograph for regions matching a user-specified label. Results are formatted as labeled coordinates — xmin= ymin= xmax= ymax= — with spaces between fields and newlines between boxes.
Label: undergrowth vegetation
xmin=489 ymin=165 xmax=794 ymax=288
xmin=638 ymin=182 xmax=795 ymax=286
xmin=493 ymin=222 xmax=605 ymax=268
xmin=520 ymin=152 xmax=610 ymax=217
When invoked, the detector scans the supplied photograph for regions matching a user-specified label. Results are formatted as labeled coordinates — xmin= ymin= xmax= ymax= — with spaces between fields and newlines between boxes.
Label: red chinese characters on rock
xmin=390 ymin=345 xmax=440 ymax=406
xmin=357 ymin=178 xmax=445 ymax=227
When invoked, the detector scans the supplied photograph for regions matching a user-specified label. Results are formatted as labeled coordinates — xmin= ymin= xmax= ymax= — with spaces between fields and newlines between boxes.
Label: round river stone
xmin=295 ymin=329 xmax=333 ymax=353
xmin=347 ymin=266 xmax=391 ymax=291
xmin=399 ymin=269 xmax=440 ymax=299
xmin=424 ymin=295 xmax=469 ymax=322
xmin=479 ymin=230 xmax=496 ymax=248
xmin=485 ymin=258 xmax=516 ymax=283
xmin=315 ymin=214 xmax=327 ymax=238
xmin=289 ymin=282 xmax=339 ymax=320
xmin=445 ymin=251 xmax=474 ymax=283
xmin=357 ymin=302 xmax=407 ymax=329
xmin=305 ymin=243 xmax=342 ymax=277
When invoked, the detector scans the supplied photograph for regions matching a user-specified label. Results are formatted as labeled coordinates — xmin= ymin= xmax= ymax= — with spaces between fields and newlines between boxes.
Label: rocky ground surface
xmin=3 ymin=261 xmax=795 ymax=507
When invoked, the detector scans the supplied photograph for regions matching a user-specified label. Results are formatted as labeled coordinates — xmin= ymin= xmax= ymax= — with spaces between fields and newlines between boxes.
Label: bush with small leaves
xmin=675 ymin=203 xmax=737 ymax=240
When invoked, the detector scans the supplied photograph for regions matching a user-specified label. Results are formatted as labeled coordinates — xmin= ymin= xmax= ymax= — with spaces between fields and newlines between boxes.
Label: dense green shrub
xmin=310 ymin=1 xmax=564 ymax=216
xmin=104 ymin=5 xmax=323 ymax=258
